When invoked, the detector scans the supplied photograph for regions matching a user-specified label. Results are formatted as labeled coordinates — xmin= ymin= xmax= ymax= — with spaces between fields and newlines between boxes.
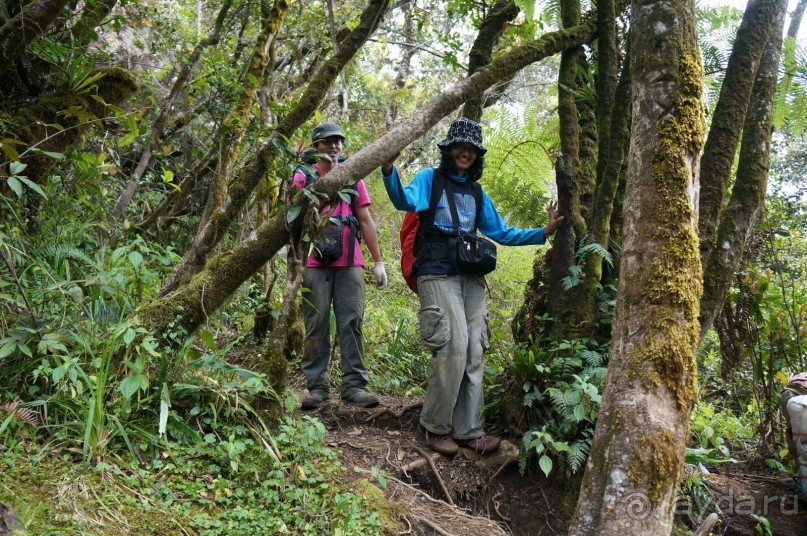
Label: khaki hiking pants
xmin=417 ymin=274 xmax=489 ymax=440
xmin=301 ymin=267 xmax=369 ymax=396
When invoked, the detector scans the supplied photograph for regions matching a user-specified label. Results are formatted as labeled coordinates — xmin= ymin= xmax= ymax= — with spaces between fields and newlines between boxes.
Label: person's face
xmin=450 ymin=143 xmax=478 ymax=174
xmin=314 ymin=136 xmax=344 ymax=163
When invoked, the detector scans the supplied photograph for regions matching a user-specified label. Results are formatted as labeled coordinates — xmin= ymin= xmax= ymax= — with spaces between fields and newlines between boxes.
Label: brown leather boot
xmin=425 ymin=433 xmax=459 ymax=455
xmin=458 ymin=435 xmax=501 ymax=454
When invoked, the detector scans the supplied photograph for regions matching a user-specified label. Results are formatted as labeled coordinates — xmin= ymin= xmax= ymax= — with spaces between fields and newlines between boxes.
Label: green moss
xmin=630 ymin=431 xmax=682 ymax=505
xmin=353 ymin=480 xmax=407 ymax=535
xmin=628 ymin=51 xmax=705 ymax=411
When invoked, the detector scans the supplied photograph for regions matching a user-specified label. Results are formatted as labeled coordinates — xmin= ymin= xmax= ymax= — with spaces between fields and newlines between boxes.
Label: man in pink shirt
xmin=293 ymin=123 xmax=387 ymax=409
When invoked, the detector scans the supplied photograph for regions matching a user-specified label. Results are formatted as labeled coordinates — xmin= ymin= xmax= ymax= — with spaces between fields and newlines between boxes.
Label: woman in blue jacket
xmin=382 ymin=117 xmax=563 ymax=455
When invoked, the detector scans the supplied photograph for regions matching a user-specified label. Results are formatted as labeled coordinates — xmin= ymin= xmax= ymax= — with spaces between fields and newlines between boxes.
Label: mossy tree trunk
xmin=569 ymin=0 xmax=705 ymax=532
xmin=516 ymin=0 xmax=629 ymax=345
xmin=461 ymin=0 xmax=520 ymax=122
xmin=159 ymin=0 xmax=392 ymax=297
xmin=546 ymin=0 xmax=586 ymax=338
xmin=197 ymin=0 xmax=291 ymax=229
xmin=699 ymin=0 xmax=787 ymax=338
xmin=137 ymin=21 xmax=598 ymax=336
xmin=0 ymin=0 xmax=72 ymax=75
xmin=697 ymin=0 xmax=782 ymax=263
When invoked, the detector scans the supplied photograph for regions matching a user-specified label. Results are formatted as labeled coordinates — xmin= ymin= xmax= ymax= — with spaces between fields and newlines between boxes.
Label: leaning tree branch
xmin=698 ymin=0 xmax=784 ymax=264
xmin=141 ymin=20 xmax=597 ymax=334
xmin=699 ymin=0 xmax=787 ymax=339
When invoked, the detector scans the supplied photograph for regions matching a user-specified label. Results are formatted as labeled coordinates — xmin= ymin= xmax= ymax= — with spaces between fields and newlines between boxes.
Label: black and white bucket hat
xmin=436 ymin=117 xmax=487 ymax=155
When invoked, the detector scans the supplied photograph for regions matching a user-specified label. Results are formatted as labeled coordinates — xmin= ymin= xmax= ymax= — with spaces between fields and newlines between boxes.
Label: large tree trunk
xmin=699 ymin=0 xmax=787 ymax=338
xmin=138 ymin=21 xmax=598 ymax=335
xmin=569 ymin=0 xmax=705 ymax=532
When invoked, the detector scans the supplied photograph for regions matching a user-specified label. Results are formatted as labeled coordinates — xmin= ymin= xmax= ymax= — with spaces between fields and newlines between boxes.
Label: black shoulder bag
xmin=443 ymin=179 xmax=497 ymax=276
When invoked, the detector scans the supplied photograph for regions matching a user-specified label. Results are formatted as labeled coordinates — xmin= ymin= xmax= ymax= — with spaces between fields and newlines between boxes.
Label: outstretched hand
xmin=381 ymin=153 xmax=400 ymax=176
xmin=544 ymin=201 xmax=565 ymax=237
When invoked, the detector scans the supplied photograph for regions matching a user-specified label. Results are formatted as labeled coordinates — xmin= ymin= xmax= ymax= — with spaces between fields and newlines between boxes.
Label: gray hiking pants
xmin=417 ymin=274 xmax=488 ymax=440
xmin=301 ymin=267 xmax=368 ymax=395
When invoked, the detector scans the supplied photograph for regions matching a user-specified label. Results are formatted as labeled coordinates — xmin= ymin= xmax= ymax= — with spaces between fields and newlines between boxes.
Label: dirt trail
xmin=300 ymin=390 xmax=807 ymax=536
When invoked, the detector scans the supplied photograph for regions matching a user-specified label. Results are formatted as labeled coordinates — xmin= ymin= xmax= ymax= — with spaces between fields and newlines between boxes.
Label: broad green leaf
xmin=120 ymin=375 xmax=142 ymax=399
xmin=16 ymin=176 xmax=46 ymax=198
xmin=287 ymin=205 xmax=301 ymax=223
xmin=9 ymin=161 xmax=26 ymax=175
xmin=128 ymin=251 xmax=143 ymax=269
xmin=539 ymin=454 xmax=553 ymax=477
xmin=0 ymin=342 xmax=15 ymax=359
xmin=123 ymin=327 xmax=136 ymax=346
xmin=7 ymin=177 xmax=22 ymax=197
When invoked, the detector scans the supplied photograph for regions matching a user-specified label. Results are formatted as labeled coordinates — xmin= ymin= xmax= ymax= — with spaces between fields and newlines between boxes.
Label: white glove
xmin=371 ymin=262 xmax=388 ymax=289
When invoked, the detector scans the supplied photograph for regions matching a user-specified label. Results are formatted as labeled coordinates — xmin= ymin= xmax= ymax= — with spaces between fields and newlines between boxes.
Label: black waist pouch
xmin=451 ymin=234 xmax=497 ymax=275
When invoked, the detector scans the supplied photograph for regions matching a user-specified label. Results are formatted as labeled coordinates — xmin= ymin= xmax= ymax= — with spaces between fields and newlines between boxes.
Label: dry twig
xmin=409 ymin=445 xmax=454 ymax=506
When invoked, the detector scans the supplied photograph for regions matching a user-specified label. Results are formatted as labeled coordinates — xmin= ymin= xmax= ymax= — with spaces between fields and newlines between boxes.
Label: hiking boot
xmin=458 ymin=435 xmax=501 ymax=454
xmin=425 ymin=433 xmax=459 ymax=455
xmin=301 ymin=390 xmax=329 ymax=410
xmin=340 ymin=389 xmax=379 ymax=408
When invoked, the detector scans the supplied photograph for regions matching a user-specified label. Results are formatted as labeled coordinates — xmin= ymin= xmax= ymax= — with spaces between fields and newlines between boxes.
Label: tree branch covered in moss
xmin=141 ymin=20 xmax=598 ymax=333
xmin=461 ymin=0 xmax=519 ymax=121
xmin=698 ymin=0 xmax=783 ymax=263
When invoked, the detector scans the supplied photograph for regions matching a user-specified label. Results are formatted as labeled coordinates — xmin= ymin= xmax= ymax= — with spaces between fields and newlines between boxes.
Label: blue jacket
xmin=382 ymin=166 xmax=546 ymax=246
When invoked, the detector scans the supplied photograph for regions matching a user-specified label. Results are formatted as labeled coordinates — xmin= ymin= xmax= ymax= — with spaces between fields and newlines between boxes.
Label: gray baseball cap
xmin=311 ymin=122 xmax=345 ymax=143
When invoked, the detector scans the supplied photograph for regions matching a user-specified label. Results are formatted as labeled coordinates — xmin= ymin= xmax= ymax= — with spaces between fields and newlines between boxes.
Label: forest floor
xmin=294 ymin=381 xmax=807 ymax=536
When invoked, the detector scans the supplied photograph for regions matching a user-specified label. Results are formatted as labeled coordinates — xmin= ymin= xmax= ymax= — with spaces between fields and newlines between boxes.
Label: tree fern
xmin=481 ymin=104 xmax=556 ymax=228
xmin=775 ymin=39 xmax=807 ymax=135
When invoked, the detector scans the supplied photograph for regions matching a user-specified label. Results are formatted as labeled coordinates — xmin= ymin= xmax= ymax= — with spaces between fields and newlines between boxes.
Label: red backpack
xmin=399 ymin=212 xmax=420 ymax=293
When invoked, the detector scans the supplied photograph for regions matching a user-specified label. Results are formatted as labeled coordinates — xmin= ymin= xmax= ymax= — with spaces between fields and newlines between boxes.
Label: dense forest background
xmin=0 ymin=0 xmax=806 ymax=534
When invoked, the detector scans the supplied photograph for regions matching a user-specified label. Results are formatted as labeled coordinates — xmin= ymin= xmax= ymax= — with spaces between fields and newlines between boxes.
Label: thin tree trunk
xmin=139 ymin=21 xmax=598 ymax=334
xmin=697 ymin=0 xmax=781 ymax=263
xmin=699 ymin=0 xmax=787 ymax=339
xmin=779 ymin=0 xmax=807 ymax=97
xmin=112 ymin=0 xmax=234 ymax=220
xmin=548 ymin=0 xmax=584 ymax=338
xmin=461 ymin=1 xmax=519 ymax=122
xmin=198 ymin=0 xmax=291 ymax=229
xmin=386 ymin=0 xmax=417 ymax=129
xmin=0 ymin=0 xmax=72 ymax=75
xmin=569 ymin=0 xmax=705 ymax=531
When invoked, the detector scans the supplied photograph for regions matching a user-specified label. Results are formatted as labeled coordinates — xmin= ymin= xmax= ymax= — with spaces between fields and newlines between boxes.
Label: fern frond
xmin=576 ymin=242 xmax=613 ymax=267
xmin=567 ymin=431 xmax=593 ymax=473
xmin=0 ymin=401 xmax=38 ymax=426
xmin=481 ymin=104 xmax=555 ymax=227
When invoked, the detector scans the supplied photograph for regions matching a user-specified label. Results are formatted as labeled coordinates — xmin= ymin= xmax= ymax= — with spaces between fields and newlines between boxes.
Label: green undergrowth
xmin=0 ymin=415 xmax=389 ymax=535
